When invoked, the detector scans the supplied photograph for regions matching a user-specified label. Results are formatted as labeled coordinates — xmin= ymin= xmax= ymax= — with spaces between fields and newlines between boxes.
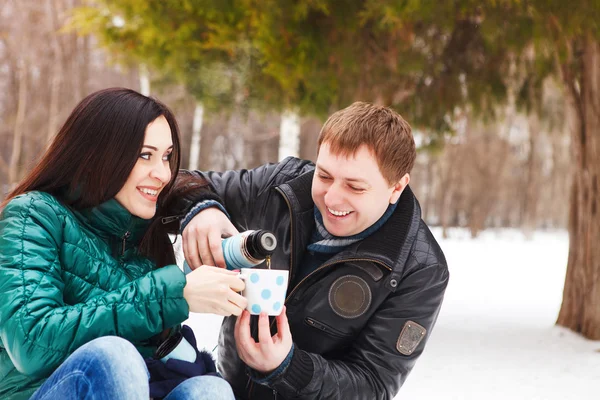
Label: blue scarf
xmin=307 ymin=202 xmax=398 ymax=253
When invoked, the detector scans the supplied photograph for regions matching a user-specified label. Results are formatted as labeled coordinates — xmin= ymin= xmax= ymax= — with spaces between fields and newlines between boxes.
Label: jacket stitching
xmin=61 ymin=270 xmax=109 ymax=294
xmin=334 ymin=281 xmax=366 ymax=312
xmin=7 ymin=196 xmax=185 ymax=356
xmin=14 ymin=200 xmax=67 ymax=353
xmin=18 ymin=200 xmax=59 ymax=320
xmin=61 ymin=242 xmax=151 ymax=288
xmin=329 ymin=276 xmax=372 ymax=319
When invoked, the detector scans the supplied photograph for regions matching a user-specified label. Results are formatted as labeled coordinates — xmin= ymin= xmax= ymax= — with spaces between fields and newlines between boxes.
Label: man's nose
xmin=324 ymin=183 xmax=344 ymax=205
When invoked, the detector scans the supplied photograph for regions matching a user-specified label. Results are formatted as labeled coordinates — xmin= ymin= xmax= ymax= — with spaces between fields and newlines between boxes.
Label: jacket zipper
xmin=274 ymin=187 xmax=295 ymax=284
xmin=275 ymin=184 xmax=393 ymax=302
xmin=305 ymin=317 xmax=352 ymax=338
xmin=161 ymin=214 xmax=184 ymax=224
xmin=248 ymin=187 xmax=293 ymax=400
xmin=265 ymin=189 xmax=294 ymax=334
xmin=261 ymin=187 xmax=391 ymax=400
xmin=121 ymin=231 xmax=131 ymax=256
xmin=272 ymin=189 xmax=392 ymax=324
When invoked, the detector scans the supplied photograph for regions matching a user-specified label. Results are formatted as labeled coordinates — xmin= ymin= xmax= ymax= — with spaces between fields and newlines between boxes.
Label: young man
xmin=181 ymin=102 xmax=449 ymax=400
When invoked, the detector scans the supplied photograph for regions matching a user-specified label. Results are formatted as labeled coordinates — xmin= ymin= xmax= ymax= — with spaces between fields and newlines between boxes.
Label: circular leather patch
xmin=328 ymin=275 xmax=372 ymax=319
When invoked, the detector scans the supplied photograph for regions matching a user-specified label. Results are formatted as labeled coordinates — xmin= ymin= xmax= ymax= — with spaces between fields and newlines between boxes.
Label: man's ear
xmin=389 ymin=173 xmax=410 ymax=204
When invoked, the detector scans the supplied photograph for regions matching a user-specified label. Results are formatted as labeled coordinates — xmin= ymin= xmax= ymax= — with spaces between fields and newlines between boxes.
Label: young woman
xmin=0 ymin=88 xmax=246 ymax=400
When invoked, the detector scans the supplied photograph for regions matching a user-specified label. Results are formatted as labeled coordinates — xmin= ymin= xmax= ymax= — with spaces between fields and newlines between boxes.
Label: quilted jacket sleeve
xmin=0 ymin=195 xmax=189 ymax=378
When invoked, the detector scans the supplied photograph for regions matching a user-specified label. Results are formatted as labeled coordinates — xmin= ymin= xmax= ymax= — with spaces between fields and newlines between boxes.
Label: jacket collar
xmin=278 ymin=169 xmax=422 ymax=273
xmin=73 ymin=199 xmax=150 ymax=245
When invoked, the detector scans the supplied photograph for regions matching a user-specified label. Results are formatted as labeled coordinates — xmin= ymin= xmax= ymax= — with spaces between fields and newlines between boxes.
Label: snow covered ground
xmin=183 ymin=228 xmax=600 ymax=399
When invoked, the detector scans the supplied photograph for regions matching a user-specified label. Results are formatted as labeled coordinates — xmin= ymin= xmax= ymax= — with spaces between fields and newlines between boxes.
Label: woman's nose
xmin=151 ymin=162 xmax=171 ymax=183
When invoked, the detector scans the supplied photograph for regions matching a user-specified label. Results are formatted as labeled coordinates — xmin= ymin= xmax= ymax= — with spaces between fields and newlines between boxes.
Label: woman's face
xmin=115 ymin=116 xmax=173 ymax=219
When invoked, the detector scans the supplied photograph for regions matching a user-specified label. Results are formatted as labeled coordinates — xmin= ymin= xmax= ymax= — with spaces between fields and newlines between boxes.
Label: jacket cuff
xmin=180 ymin=200 xmax=230 ymax=234
xmin=253 ymin=346 xmax=314 ymax=396
xmin=247 ymin=344 xmax=295 ymax=385
xmin=277 ymin=346 xmax=314 ymax=391
xmin=152 ymin=265 xmax=189 ymax=327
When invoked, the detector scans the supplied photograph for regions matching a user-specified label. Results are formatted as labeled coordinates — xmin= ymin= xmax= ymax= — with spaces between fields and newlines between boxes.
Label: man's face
xmin=311 ymin=142 xmax=408 ymax=237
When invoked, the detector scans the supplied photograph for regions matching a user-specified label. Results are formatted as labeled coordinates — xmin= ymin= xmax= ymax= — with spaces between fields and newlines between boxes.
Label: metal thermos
xmin=183 ymin=229 xmax=277 ymax=273
xmin=221 ymin=230 xmax=277 ymax=270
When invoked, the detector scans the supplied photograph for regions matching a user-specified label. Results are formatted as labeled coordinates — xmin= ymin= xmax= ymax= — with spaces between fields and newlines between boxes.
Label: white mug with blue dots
xmin=239 ymin=268 xmax=289 ymax=316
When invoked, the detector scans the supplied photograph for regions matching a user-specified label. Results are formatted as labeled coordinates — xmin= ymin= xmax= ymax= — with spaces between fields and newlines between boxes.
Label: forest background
xmin=0 ymin=0 xmax=598 ymax=341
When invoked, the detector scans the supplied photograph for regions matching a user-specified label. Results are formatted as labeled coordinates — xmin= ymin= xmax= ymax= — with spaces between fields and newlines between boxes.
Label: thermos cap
xmin=247 ymin=230 xmax=277 ymax=259
xmin=257 ymin=230 xmax=277 ymax=252
xmin=222 ymin=229 xmax=278 ymax=269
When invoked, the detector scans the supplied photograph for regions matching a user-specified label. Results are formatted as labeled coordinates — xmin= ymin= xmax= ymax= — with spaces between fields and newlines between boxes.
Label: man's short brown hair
xmin=317 ymin=102 xmax=416 ymax=185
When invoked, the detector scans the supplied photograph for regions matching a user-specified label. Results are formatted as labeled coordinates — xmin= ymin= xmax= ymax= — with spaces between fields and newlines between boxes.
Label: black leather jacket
xmin=191 ymin=157 xmax=449 ymax=400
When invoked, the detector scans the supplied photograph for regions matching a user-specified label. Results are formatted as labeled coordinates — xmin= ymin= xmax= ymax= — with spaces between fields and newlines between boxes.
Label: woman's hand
xmin=183 ymin=265 xmax=247 ymax=316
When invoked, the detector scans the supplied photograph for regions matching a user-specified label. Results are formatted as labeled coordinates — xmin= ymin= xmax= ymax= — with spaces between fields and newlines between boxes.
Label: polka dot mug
xmin=239 ymin=268 xmax=289 ymax=316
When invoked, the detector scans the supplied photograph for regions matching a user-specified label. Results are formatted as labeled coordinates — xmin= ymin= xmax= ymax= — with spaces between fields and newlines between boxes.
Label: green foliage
xmin=71 ymin=0 xmax=260 ymax=112
xmin=70 ymin=0 xmax=599 ymax=138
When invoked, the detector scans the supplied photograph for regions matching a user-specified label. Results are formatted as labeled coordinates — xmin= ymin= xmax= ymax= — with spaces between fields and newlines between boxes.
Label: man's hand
xmin=183 ymin=265 xmax=247 ymax=316
xmin=234 ymin=307 xmax=293 ymax=373
xmin=182 ymin=207 xmax=238 ymax=269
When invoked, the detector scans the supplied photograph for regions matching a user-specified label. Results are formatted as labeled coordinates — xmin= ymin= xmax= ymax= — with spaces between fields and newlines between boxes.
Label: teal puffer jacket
xmin=0 ymin=191 xmax=189 ymax=399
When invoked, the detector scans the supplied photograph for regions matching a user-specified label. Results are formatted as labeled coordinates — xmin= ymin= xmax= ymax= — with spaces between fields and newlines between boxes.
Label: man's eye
xmin=319 ymin=175 xmax=331 ymax=180
xmin=349 ymin=186 xmax=365 ymax=192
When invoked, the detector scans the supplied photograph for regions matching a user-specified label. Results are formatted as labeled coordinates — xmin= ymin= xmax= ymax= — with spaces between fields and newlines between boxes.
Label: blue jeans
xmin=30 ymin=336 xmax=234 ymax=400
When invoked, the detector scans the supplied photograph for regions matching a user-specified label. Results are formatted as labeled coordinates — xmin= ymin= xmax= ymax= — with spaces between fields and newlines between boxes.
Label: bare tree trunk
xmin=8 ymin=59 xmax=28 ymax=184
xmin=439 ymin=145 xmax=457 ymax=239
xmin=212 ymin=109 xmax=245 ymax=170
xmin=557 ymin=35 xmax=600 ymax=339
xmin=139 ymin=63 xmax=150 ymax=95
xmin=423 ymin=154 xmax=436 ymax=223
xmin=78 ymin=34 xmax=90 ymax=97
xmin=188 ymin=102 xmax=204 ymax=170
xmin=46 ymin=0 xmax=63 ymax=144
xmin=549 ymin=130 xmax=569 ymax=228
xmin=299 ymin=117 xmax=321 ymax=161
xmin=522 ymin=113 xmax=541 ymax=238
xmin=278 ymin=110 xmax=300 ymax=160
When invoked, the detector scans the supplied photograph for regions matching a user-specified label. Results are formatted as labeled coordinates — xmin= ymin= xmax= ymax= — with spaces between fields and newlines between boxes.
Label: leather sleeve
xmin=160 ymin=170 xmax=225 ymax=232
xmin=187 ymin=157 xmax=314 ymax=230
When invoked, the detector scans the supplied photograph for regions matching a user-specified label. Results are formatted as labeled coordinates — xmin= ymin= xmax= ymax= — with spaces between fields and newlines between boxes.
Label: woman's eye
xmin=163 ymin=153 xmax=172 ymax=161
xmin=140 ymin=153 xmax=151 ymax=160
xmin=319 ymin=175 xmax=331 ymax=180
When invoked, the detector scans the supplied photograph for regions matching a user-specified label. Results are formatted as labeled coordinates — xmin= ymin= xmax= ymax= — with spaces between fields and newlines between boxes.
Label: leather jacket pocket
xmin=304 ymin=317 xmax=352 ymax=338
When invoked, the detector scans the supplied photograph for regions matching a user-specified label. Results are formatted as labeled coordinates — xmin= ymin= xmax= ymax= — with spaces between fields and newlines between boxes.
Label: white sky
xmin=184 ymin=228 xmax=600 ymax=399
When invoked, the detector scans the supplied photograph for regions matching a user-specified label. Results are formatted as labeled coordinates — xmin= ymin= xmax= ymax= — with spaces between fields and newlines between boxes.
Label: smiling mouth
xmin=137 ymin=187 xmax=160 ymax=201
xmin=327 ymin=207 xmax=353 ymax=217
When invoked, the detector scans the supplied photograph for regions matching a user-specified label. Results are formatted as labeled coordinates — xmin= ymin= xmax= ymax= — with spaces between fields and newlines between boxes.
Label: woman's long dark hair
xmin=3 ymin=87 xmax=183 ymax=267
